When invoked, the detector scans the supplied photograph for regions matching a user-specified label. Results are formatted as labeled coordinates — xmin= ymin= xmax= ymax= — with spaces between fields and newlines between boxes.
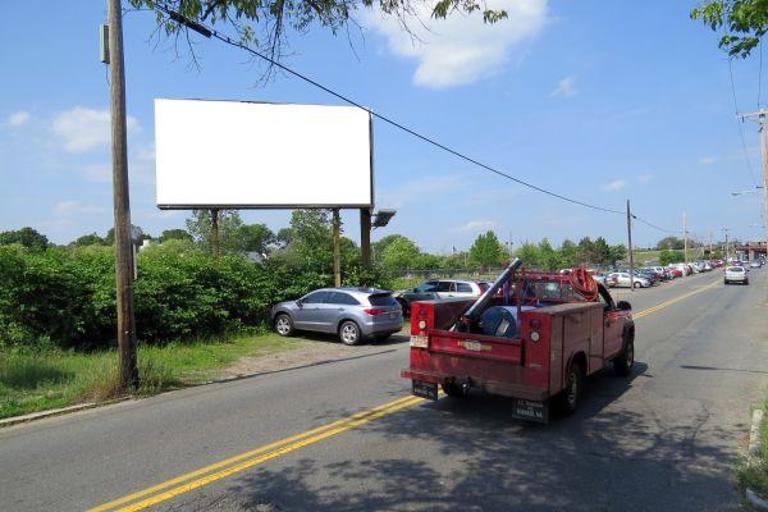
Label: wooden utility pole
xmin=107 ymin=0 xmax=138 ymax=390
xmin=738 ymin=110 xmax=768 ymax=262
xmin=683 ymin=212 xmax=689 ymax=264
xmin=211 ymin=208 xmax=220 ymax=258
xmin=626 ymin=199 xmax=635 ymax=292
xmin=332 ymin=209 xmax=341 ymax=287
xmin=360 ymin=208 xmax=372 ymax=268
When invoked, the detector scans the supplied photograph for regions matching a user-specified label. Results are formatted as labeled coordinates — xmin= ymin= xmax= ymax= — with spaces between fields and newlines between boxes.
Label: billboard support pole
xmin=211 ymin=208 xmax=220 ymax=258
xmin=332 ymin=209 xmax=341 ymax=287
xmin=360 ymin=208 xmax=372 ymax=269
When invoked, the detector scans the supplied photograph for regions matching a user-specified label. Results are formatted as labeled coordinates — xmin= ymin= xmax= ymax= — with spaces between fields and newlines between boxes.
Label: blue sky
xmin=0 ymin=0 xmax=764 ymax=252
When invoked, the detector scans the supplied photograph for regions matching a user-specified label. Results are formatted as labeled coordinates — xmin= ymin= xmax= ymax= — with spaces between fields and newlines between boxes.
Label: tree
xmin=230 ymin=223 xmax=276 ymax=254
xmin=656 ymin=236 xmax=684 ymax=251
xmin=185 ymin=210 xmax=243 ymax=255
xmin=660 ymin=249 xmax=685 ymax=266
xmin=609 ymin=244 xmax=627 ymax=265
xmin=469 ymin=231 xmax=506 ymax=270
xmin=576 ymin=237 xmax=595 ymax=264
xmin=537 ymin=238 xmax=560 ymax=271
xmin=0 ymin=227 xmax=50 ymax=251
xmin=71 ymin=233 xmax=107 ymax=247
xmin=106 ymin=225 xmax=150 ymax=245
xmin=559 ymin=239 xmax=577 ymax=268
xmin=378 ymin=236 xmax=420 ymax=271
xmin=514 ymin=242 xmax=541 ymax=268
xmin=129 ymin=0 xmax=509 ymax=70
xmin=691 ymin=1 xmax=768 ymax=57
xmin=592 ymin=237 xmax=611 ymax=265
xmin=158 ymin=229 xmax=193 ymax=243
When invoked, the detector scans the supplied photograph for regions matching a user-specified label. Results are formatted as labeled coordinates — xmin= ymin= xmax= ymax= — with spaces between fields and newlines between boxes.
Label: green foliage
xmin=659 ymin=249 xmax=685 ymax=266
xmin=656 ymin=236 xmax=685 ymax=251
xmin=71 ymin=233 xmax=107 ymax=247
xmin=377 ymin=235 xmax=421 ymax=271
xmin=468 ymin=231 xmax=507 ymax=269
xmin=0 ymin=227 xmax=50 ymax=251
xmin=129 ymin=0 xmax=508 ymax=59
xmin=692 ymin=1 xmax=768 ymax=57
xmin=233 ymin=223 xmax=276 ymax=254
xmin=158 ymin=229 xmax=193 ymax=243
xmin=186 ymin=209 xmax=243 ymax=254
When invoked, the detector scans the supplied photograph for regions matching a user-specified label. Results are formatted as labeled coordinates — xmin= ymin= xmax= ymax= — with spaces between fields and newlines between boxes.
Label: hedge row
xmin=0 ymin=242 xmax=385 ymax=349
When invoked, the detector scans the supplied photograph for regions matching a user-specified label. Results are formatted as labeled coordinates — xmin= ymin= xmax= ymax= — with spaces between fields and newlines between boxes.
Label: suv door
xmin=296 ymin=291 xmax=330 ymax=330
xmin=454 ymin=282 xmax=476 ymax=298
xmin=321 ymin=292 xmax=361 ymax=333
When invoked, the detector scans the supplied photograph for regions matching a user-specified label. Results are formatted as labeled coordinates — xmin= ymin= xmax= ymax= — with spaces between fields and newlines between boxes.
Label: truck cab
xmin=401 ymin=260 xmax=634 ymax=422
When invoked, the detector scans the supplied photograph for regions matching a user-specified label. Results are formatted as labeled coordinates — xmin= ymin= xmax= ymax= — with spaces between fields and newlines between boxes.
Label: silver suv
xmin=271 ymin=288 xmax=403 ymax=345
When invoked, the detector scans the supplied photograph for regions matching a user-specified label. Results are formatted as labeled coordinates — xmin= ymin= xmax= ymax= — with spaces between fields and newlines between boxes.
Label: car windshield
xmin=727 ymin=267 xmax=744 ymax=273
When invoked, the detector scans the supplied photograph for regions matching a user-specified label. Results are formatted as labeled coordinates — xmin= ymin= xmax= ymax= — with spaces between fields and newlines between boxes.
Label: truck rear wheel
xmin=557 ymin=363 xmax=583 ymax=415
xmin=442 ymin=382 xmax=469 ymax=398
xmin=614 ymin=338 xmax=634 ymax=377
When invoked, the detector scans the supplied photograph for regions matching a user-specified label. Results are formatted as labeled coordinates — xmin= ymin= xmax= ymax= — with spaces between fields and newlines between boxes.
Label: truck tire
xmin=442 ymin=382 xmax=469 ymax=398
xmin=614 ymin=337 xmax=634 ymax=377
xmin=274 ymin=314 xmax=294 ymax=337
xmin=339 ymin=320 xmax=362 ymax=346
xmin=557 ymin=362 xmax=583 ymax=415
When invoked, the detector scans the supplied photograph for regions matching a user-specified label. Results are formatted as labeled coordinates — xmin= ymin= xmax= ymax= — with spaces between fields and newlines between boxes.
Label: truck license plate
xmin=412 ymin=381 xmax=438 ymax=400
xmin=511 ymin=398 xmax=549 ymax=423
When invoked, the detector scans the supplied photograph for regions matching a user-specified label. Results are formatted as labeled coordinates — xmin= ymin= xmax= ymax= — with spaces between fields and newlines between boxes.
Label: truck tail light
xmin=363 ymin=308 xmax=385 ymax=316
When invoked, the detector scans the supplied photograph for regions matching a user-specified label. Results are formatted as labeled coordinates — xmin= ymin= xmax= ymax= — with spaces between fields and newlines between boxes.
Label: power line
xmin=155 ymin=4 xmax=695 ymax=234
xmin=729 ymin=59 xmax=761 ymax=187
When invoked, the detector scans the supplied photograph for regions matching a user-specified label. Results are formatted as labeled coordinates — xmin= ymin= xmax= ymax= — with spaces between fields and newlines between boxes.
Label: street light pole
xmin=107 ymin=0 xmax=138 ymax=390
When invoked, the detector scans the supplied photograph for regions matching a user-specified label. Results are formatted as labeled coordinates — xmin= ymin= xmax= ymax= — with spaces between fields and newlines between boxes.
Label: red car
xmin=666 ymin=267 xmax=683 ymax=278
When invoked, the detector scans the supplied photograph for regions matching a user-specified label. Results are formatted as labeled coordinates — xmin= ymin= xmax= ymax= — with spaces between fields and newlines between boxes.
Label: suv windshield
xmin=369 ymin=294 xmax=398 ymax=307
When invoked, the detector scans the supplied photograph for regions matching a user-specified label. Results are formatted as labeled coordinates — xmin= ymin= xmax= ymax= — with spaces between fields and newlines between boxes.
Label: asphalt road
xmin=2 ymin=270 xmax=767 ymax=512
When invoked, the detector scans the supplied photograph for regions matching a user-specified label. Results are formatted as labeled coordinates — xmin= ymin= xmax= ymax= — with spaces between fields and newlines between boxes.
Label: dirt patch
xmin=212 ymin=331 xmax=409 ymax=381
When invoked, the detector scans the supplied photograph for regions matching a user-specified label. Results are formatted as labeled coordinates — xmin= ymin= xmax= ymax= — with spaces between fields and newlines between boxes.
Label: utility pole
xmin=723 ymin=228 xmax=730 ymax=262
xmin=683 ymin=212 xmax=688 ymax=264
xmin=210 ymin=209 xmax=220 ymax=258
xmin=332 ymin=209 xmax=341 ymax=287
xmin=738 ymin=110 xmax=768 ymax=263
xmin=626 ymin=199 xmax=635 ymax=292
xmin=107 ymin=0 xmax=138 ymax=390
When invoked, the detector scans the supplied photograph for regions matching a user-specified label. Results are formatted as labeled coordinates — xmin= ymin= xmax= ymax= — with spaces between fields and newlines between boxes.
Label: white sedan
xmin=607 ymin=272 xmax=651 ymax=289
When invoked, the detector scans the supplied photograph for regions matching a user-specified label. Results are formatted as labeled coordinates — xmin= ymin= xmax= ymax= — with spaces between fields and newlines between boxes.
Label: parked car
xmin=666 ymin=266 xmax=683 ymax=278
xmin=607 ymin=272 xmax=651 ymax=288
xmin=272 ymin=287 xmax=403 ymax=345
xmin=750 ymin=260 xmax=762 ymax=269
xmin=394 ymin=279 xmax=488 ymax=316
xmin=724 ymin=266 xmax=749 ymax=285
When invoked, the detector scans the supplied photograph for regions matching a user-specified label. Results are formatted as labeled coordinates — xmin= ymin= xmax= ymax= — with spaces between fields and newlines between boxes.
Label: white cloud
xmin=363 ymin=0 xmax=548 ymax=88
xmin=5 ymin=110 xmax=30 ymax=127
xmin=699 ymin=156 xmax=716 ymax=165
xmin=637 ymin=173 xmax=653 ymax=183
xmin=601 ymin=179 xmax=627 ymax=192
xmin=54 ymin=201 xmax=105 ymax=215
xmin=551 ymin=75 xmax=576 ymax=97
xmin=456 ymin=219 xmax=498 ymax=232
xmin=51 ymin=107 xmax=138 ymax=153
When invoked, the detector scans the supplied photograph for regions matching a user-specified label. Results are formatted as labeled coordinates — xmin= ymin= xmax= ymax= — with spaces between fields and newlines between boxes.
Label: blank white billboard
xmin=155 ymin=99 xmax=373 ymax=209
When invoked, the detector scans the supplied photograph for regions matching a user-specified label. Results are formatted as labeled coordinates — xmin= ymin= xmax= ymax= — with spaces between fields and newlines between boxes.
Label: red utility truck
xmin=401 ymin=259 xmax=635 ymax=422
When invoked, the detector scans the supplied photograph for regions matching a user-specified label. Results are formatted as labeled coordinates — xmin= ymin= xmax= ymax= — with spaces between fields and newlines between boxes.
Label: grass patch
xmin=737 ymin=402 xmax=768 ymax=500
xmin=0 ymin=333 xmax=296 ymax=420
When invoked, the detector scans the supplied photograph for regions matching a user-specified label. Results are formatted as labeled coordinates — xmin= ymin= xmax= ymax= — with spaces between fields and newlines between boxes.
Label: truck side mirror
xmin=617 ymin=300 xmax=632 ymax=311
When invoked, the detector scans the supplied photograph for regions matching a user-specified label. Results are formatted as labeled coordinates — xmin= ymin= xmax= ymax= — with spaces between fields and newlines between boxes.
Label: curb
xmin=0 ymin=397 xmax=130 ymax=429
xmin=747 ymin=408 xmax=768 ymax=510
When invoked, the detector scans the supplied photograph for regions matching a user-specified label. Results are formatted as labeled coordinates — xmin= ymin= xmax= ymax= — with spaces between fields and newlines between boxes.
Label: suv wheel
xmin=274 ymin=314 xmax=294 ymax=337
xmin=339 ymin=320 xmax=361 ymax=346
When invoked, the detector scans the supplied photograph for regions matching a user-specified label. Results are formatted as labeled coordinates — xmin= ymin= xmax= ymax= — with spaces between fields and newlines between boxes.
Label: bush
xmin=0 ymin=242 xmax=393 ymax=350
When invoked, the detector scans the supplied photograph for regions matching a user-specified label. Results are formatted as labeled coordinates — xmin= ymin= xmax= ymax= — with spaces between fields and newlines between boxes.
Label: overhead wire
xmin=728 ymin=59 xmax=761 ymax=187
xmin=155 ymin=3 xmax=692 ymax=233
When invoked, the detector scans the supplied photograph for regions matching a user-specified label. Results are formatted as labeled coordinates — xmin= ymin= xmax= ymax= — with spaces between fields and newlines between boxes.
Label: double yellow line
xmin=633 ymin=279 xmax=720 ymax=319
xmin=88 ymin=395 xmax=425 ymax=512
xmin=90 ymin=276 xmax=722 ymax=511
